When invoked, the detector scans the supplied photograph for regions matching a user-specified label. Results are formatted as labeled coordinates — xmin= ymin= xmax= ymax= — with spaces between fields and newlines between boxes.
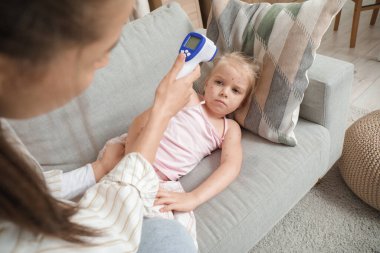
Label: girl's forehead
xmin=213 ymin=63 xmax=249 ymax=85
xmin=214 ymin=63 xmax=237 ymax=75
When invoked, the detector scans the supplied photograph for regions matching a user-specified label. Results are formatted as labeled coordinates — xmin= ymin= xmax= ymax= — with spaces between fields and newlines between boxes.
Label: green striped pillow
xmin=201 ymin=0 xmax=345 ymax=146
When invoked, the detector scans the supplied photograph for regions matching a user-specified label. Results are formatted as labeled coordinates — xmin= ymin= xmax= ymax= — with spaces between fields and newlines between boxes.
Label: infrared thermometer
xmin=176 ymin=32 xmax=218 ymax=79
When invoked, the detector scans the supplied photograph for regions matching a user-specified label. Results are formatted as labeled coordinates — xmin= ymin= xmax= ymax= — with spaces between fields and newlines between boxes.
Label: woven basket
xmin=339 ymin=110 xmax=380 ymax=211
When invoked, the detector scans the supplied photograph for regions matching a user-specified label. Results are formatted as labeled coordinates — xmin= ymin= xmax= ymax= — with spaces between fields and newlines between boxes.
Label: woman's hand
xmin=152 ymin=53 xmax=200 ymax=119
xmin=92 ymin=141 xmax=125 ymax=181
xmin=154 ymin=189 xmax=201 ymax=212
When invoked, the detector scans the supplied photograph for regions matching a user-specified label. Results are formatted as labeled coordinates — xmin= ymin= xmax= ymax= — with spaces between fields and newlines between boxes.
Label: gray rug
xmin=249 ymin=106 xmax=380 ymax=253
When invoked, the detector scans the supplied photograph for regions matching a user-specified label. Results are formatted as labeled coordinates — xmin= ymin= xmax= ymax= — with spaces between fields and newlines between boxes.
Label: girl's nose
xmin=219 ymin=89 xmax=228 ymax=98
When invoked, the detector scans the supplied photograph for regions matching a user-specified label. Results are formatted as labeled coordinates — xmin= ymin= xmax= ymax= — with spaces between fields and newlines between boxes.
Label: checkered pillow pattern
xmin=202 ymin=0 xmax=345 ymax=146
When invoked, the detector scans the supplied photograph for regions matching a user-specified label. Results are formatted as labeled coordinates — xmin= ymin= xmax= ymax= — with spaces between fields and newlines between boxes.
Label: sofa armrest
xmin=300 ymin=54 xmax=354 ymax=168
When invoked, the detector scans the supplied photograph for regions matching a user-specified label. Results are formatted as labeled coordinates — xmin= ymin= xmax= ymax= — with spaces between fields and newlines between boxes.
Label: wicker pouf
xmin=339 ymin=110 xmax=380 ymax=210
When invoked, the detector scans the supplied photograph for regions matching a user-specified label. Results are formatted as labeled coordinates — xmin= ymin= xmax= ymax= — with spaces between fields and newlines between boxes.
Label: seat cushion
xmin=180 ymin=119 xmax=330 ymax=253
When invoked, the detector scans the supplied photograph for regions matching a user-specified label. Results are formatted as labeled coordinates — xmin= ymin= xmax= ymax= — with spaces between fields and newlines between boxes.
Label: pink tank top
xmin=153 ymin=101 xmax=228 ymax=181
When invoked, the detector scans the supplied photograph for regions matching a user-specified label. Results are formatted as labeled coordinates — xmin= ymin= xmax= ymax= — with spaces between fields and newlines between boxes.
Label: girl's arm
xmin=156 ymin=119 xmax=242 ymax=212
xmin=191 ymin=120 xmax=242 ymax=206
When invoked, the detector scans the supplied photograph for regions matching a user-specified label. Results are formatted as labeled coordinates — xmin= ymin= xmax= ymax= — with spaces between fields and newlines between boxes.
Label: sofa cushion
xmin=7 ymin=3 xmax=194 ymax=172
xmin=180 ymin=119 xmax=330 ymax=252
xmin=195 ymin=0 xmax=344 ymax=146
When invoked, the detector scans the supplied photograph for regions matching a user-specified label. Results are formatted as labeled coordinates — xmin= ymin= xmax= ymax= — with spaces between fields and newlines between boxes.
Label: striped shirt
xmin=0 ymin=153 xmax=159 ymax=253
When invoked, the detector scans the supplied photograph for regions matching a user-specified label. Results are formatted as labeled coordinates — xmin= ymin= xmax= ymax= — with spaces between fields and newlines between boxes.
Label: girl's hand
xmin=153 ymin=53 xmax=200 ymax=119
xmin=92 ymin=141 xmax=125 ymax=181
xmin=154 ymin=189 xmax=201 ymax=212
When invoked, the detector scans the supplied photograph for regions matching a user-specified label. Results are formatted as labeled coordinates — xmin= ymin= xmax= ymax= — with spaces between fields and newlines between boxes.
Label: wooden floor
xmin=317 ymin=0 xmax=380 ymax=112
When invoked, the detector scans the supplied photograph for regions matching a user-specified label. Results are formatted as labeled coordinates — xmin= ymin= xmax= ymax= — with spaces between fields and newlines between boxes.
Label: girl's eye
xmin=232 ymin=88 xmax=240 ymax=94
xmin=215 ymin=80 xmax=223 ymax=85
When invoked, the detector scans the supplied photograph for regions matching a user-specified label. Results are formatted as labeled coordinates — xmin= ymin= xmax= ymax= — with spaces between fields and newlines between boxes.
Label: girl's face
xmin=0 ymin=0 xmax=133 ymax=119
xmin=203 ymin=62 xmax=250 ymax=118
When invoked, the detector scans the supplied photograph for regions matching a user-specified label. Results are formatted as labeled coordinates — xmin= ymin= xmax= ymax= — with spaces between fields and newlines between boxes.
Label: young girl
xmin=107 ymin=51 xmax=260 ymax=247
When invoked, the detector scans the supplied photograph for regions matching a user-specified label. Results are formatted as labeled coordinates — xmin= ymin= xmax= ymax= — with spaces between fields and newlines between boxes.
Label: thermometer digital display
xmin=185 ymin=36 xmax=201 ymax=50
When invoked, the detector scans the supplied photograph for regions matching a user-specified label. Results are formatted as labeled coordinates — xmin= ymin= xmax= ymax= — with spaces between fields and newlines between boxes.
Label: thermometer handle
xmin=176 ymin=61 xmax=198 ymax=79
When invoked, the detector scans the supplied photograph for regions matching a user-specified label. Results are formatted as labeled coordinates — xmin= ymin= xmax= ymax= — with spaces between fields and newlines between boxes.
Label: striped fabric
xmin=0 ymin=153 xmax=159 ymax=253
xmin=204 ymin=0 xmax=345 ymax=146
xmin=98 ymin=134 xmax=198 ymax=249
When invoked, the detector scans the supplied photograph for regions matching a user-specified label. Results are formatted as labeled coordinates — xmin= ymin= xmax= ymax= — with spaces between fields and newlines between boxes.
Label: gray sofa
xmin=8 ymin=3 xmax=353 ymax=253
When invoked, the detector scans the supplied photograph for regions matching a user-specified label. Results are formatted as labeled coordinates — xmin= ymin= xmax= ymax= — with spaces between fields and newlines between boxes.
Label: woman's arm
xmin=44 ymin=54 xmax=200 ymax=200
xmin=128 ymin=54 xmax=200 ymax=163
xmin=43 ymin=165 xmax=96 ymax=200
xmin=155 ymin=120 xmax=242 ymax=212
xmin=124 ymin=89 xmax=201 ymax=155
xmin=44 ymin=140 xmax=125 ymax=200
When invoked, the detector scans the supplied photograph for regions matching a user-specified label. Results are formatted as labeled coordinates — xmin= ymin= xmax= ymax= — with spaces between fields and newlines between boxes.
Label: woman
xmin=0 ymin=0 xmax=199 ymax=252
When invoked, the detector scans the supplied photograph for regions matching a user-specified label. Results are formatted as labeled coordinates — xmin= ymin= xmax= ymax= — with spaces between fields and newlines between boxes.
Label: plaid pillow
xmin=199 ymin=0 xmax=345 ymax=146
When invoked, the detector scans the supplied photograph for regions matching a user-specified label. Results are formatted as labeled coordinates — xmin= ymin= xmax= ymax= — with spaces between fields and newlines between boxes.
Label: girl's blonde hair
xmin=210 ymin=52 xmax=260 ymax=107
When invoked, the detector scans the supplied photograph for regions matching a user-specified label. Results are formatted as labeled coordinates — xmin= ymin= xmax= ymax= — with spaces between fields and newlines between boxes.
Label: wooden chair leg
xmin=334 ymin=10 xmax=342 ymax=31
xmin=350 ymin=0 xmax=362 ymax=48
xmin=370 ymin=0 xmax=380 ymax=25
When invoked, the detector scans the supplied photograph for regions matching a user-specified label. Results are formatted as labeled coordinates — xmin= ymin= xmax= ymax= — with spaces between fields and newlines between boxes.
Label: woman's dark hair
xmin=0 ymin=0 xmax=104 ymax=63
xmin=0 ymin=136 xmax=98 ymax=243
xmin=0 ymin=0 xmax=111 ymax=243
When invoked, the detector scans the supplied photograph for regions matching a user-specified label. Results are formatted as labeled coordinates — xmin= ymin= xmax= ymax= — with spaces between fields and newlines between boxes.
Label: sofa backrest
xmin=7 ymin=3 xmax=194 ymax=172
